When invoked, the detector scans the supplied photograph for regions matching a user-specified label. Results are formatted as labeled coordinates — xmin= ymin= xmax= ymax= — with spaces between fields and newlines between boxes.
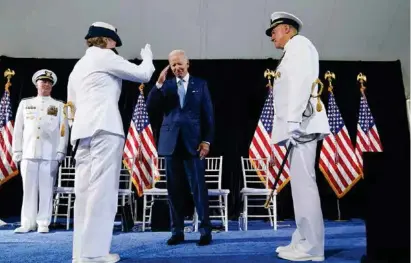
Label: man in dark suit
xmin=146 ymin=49 xmax=214 ymax=246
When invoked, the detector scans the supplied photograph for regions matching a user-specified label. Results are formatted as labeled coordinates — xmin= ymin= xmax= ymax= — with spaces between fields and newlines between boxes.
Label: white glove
xmin=287 ymin=122 xmax=303 ymax=146
xmin=140 ymin=43 xmax=153 ymax=61
xmin=56 ymin=153 xmax=65 ymax=162
xmin=12 ymin=153 xmax=22 ymax=163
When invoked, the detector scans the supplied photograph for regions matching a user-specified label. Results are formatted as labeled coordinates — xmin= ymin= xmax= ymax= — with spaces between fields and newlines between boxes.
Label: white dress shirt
xmin=156 ymin=73 xmax=190 ymax=92
xmin=67 ymin=47 xmax=155 ymax=145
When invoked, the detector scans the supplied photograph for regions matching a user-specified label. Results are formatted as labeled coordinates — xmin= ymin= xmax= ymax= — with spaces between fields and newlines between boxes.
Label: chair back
xmin=241 ymin=157 xmax=269 ymax=189
xmin=57 ymin=156 xmax=75 ymax=188
xmin=204 ymin=156 xmax=223 ymax=190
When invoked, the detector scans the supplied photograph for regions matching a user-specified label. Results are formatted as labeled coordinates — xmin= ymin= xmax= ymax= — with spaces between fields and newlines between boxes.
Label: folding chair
xmin=193 ymin=156 xmax=230 ymax=231
xmin=240 ymin=157 xmax=277 ymax=231
xmin=118 ymin=158 xmax=137 ymax=222
xmin=141 ymin=157 xmax=167 ymax=231
xmin=52 ymin=156 xmax=75 ymax=230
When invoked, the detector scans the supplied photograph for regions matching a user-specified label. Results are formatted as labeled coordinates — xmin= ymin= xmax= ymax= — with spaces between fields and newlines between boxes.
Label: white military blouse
xmin=12 ymin=96 xmax=69 ymax=160
xmin=67 ymin=46 xmax=155 ymax=145
xmin=271 ymin=35 xmax=330 ymax=145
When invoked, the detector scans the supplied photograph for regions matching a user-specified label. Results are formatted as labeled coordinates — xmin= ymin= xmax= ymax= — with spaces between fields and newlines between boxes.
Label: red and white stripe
xmin=319 ymin=126 xmax=362 ymax=198
xmin=249 ymin=120 xmax=290 ymax=192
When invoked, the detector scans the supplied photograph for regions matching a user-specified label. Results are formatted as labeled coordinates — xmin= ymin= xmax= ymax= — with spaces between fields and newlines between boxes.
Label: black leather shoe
xmin=197 ymin=234 xmax=212 ymax=246
xmin=167 ymin=234 xmax=184 ymax=245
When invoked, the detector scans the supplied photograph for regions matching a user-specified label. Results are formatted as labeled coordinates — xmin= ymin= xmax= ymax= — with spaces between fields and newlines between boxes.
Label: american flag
xmin=0 ymin=89 xmax=18 ymax=185
xmin=123 ymin=86 xmax=158 ymax=197
xmin=354 ymin=91 xmax=383 ymax=170
xmin=249 ymin=87 xmax=290 ymax=192
xmin=319 ymin=91 xmax=362 ymax=198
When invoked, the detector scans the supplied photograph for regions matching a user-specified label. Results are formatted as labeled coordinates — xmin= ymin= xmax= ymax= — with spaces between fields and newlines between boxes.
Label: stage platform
xmin=0 ymin=219 xmax=365 ymax=262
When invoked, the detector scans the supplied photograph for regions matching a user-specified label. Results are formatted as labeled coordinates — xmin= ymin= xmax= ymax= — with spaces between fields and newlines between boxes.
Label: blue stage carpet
xmin=0 ymin=219 xmax=365 ymax=262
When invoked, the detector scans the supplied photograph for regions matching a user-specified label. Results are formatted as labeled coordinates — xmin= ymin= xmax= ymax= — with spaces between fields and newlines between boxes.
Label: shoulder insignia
xmin=21 ymin=96 xmax=35 ymax=101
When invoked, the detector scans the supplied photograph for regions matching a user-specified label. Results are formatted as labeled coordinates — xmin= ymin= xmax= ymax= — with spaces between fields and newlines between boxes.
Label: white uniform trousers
xmin=72 ymin=131 xmax=124 ymax=259
xmin=20 ymin=159 xmax=58 ymax=228
xmin=288 ymin=140 xmax=324 ymax=256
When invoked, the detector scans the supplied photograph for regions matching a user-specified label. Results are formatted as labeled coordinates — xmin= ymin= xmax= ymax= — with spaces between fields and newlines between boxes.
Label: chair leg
xmin=53 ymin=193 xmax=60 ymax=224
xmin=224 ymin=194 xmax=228 ymax=232
xmin=273 ymin=195 xmax=277 ymax=231
xmin=67 ymin=194 xmax=72 ymax=230
xmin=148 ymin=196 xmax=155 ymax=226
xmin=244 ymin=196 xmax=248 ymax=231
xmin=218 ymin=195 xmax=225 ymax=228
xmin=133 ymin=197 xmax=138 ymax=223
xmin=193 ymin=209 xmax=199 ymax=232
xmin=142 ymin=195 xmax=147 ymax=232
xmin=268 ymin=205 xmax=273 ymax=227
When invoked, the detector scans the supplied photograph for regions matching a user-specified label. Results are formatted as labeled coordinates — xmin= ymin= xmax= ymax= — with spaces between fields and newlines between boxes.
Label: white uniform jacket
xmin=67 ymin=47 xmax=155 ymax=145
xmin=271 ymin=35 xmax=330 ymax=145
xmin=12 ymin=96 xmax=69 ymax=160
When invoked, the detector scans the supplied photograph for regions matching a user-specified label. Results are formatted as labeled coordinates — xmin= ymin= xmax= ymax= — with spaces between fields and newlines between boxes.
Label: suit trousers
xmin=20 ymin=159 xmax=59 ymax=228
xmin=72 ymin=131 xmax=124 ymax=259
xmin=165 ymin=134 xmax=211 ymax=236
xmin=288 ymin=140 xmax=324 ymax=256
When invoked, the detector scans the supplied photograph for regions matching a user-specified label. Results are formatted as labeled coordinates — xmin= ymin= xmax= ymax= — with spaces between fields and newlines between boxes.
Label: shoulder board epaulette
xmin=21 ymin=96 xmax=35 ymax=101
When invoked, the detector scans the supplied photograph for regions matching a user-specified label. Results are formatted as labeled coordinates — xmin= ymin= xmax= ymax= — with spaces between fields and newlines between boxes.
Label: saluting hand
xmin=140 ymin=43 xmax=153 ymax=61
xmin=157 ymin=65 xmax=170 ymax=85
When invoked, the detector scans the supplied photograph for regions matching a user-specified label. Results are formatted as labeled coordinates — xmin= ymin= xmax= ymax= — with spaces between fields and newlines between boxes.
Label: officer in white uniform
xmin=12 ymin=69 xmax=68 ymax=234
xmin=67 ymin=22 xmax=155 ymax=263
xmin=266 ymin=12 xmax=330 ymax=261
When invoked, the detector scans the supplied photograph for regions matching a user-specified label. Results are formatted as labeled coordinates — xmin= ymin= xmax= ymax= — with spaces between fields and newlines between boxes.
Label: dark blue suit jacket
xmin=146 ymin=75 xmax=214 ymax=156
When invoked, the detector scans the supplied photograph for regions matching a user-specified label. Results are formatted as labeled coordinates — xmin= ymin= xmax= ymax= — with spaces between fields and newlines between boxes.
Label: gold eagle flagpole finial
xmin=138 ymin=83 xmax=145 ymax=94
xmin=264 ymin=69 xmax=280 ymax=88
xmin=324 ymin=71 xmax=336 ymax=93
xmin=357 ymin=73 xmax=367 ymax=95
xmin=4 ymin=69 xmax=15 ymax=93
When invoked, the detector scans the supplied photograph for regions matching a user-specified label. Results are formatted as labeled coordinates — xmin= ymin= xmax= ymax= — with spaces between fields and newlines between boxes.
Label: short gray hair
xmin=168 ymin=49 xmax=189 ymax=62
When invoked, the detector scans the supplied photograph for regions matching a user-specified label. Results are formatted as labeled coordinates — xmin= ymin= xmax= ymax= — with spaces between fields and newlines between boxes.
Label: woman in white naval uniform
xmin=12 ymin=69 xmax=69 ymax=234
xmin=67 ymin=22 xmax=155 ymax=263
xmin=265 ymin=12 xmax=330 ymax=262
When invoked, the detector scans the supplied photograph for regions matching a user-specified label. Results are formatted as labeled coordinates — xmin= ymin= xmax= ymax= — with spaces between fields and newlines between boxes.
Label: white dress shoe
xmin=72 ymin=253 xmax=120 ymax=263
xmin=14 ymin=226 xmax=36 ymax=233
xmin=275 ymin=243 xmax=294 ymax=253
xmin=37 ymin=226 xmax=49 ymax=233
xmin=278 ymin=249 xmax=324 ymax=261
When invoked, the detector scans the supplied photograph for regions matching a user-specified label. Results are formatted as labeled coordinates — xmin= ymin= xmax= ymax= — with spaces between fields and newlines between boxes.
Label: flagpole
xmin=324 ymin=71 xmax=349 ymax=222
xmin=357 ymin=73 xmax=369 ymax=154
xmin=357 ymin=73 xmax=368 ymax=178
xmin=0 ymin=69 xmax=18 ymax=186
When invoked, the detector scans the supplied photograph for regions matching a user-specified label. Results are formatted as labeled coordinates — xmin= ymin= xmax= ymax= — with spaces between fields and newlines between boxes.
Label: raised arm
xmin=104 ymin=44 xmax=155 ymax=83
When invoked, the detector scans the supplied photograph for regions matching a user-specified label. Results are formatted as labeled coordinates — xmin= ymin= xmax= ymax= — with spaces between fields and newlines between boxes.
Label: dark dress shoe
xmin=167 ymin=234 xmax=184 ymax=245
xmin=197 ymin=234 xmax=212 ymax=246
